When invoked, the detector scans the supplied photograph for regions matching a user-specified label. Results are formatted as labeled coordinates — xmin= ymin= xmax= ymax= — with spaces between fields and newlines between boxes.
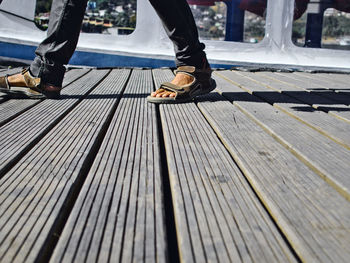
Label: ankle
xmin=171 ymin=73 xmax=194 ymax=86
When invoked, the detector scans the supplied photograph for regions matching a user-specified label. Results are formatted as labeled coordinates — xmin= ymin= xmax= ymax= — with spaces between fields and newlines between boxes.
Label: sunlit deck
xmin=0 ymin=67 xmax=349 ymax=263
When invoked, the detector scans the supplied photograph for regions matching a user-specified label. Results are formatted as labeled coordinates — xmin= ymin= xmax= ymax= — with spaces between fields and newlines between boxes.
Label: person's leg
xmin=1 ymin=0 xmax=87 ymax=98
xmin=30 ymin=0 xmax=88 ymax=87
xmin=149 ymin=0 xmax=208 ymax=68
xmin=148 ymin=0 xmax=212 ymax=100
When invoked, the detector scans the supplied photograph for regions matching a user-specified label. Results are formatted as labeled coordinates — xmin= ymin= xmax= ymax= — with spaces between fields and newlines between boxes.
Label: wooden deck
xmin=0 ymin=67 xmax=350 ymax=263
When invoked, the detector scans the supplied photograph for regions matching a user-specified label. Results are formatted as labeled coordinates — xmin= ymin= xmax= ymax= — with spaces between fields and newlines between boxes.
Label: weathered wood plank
xmin=272 ymin=98 xmax=350 ymax=150
xmin=0 ymin=69 xmax=89 ymax=127
xmin=216 ymin=71 xmax=350 ymax=149
xmin=258 ymin=71 xmax=350 ymax=123
xmin=321 ymin=73 xmax=350 ymax=85
xmin=215 ymin=71 xmax=350 ymax=200
xmin=238 ymin=71 xmax=350 ymax=105
xmin=291 ymin=72 xmax=350 ymax=106
xmin=0 ymin=69 xmax=130 ymax=262
xmin=61 ymin=68 xmax=90 ymax=88
xmin=197 ymin=74 xmax=350 ymax=262
xmin=292 ymin=72 xmax=349 ymax=91
xmin=0 ymin=99 xmax=40 ymax=126
xmin=0 ymin=69 xmax=109 ymax=176
xmin=154 ymin=69 xmax=297 ymax=263
xmin=293 ymin=72 xmax=350 ymax=99
xmin=299 ymin=72 xmax=350 ymax=87
xmin=51 ymin=69 xmax=167 ymax=263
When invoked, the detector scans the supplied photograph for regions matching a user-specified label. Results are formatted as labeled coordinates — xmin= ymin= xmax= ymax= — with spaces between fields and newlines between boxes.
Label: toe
xmin=162 ymin=91 xmax=173 ymax=97
xmin=151 ymin=88 xmax=165 ymax=97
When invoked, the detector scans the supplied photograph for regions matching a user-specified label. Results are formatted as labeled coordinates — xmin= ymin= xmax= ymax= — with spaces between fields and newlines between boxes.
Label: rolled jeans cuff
xmin=175 ymin=42 xmax=207 ymax=69
xmin=30 ymin=56 xmax=66 ymax=87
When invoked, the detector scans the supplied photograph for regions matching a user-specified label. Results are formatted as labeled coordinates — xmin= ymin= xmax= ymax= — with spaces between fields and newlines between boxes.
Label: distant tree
xmin=208 ymin=8 xmax=215 ymax=20
xmin=115 ymin=12 xmax=130 ymax=27
xmin=35 ymin=0 xmax=137 ymax=31
xmin=245 ymin=20 xmax=265 ymax=38
xmin=292 ymin=19 xmax=306 ymax=39
xmin=209 ymin=25 xmax=223 ymax=38
xmin=323 ymin=15 xmax=350 ymax=37
xmin=323 ymin=16 xmax=342 ymax=37
xmin=35 ymin=0 xmax=53 ymax=15
xmin=99 ymin=1 xmax=109 ymax=10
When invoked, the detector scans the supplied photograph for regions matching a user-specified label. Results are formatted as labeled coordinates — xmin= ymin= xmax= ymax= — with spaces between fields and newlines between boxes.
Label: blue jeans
xmin=30 ymin=0 xmax=207 ymax=86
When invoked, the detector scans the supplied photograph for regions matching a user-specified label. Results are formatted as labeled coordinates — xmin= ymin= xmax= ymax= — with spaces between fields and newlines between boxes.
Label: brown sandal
xmin=0 ymin=68 xmax=61 ymax=99
xmin=147 ymin=66 xmax=216 ymax=104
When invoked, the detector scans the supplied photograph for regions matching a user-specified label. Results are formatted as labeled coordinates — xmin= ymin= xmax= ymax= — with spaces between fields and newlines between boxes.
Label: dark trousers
xmin=30 ymin=0 xmax=207 ymax=86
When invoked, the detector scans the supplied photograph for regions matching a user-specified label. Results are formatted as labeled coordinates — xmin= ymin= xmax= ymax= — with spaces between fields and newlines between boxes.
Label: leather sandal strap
xmin=160 ymin=82 xmax=186 ymax=94
xmin=160 ymin=82 xmax=195 ymax=98
xmin=175 ymin=65 xmax=211 ymax=81
xmin=22 ymin=68 xmax=41 ymax=89
xmin=160 ymin=81 xmax=202 ymax=99
xmin=0 ymin=75 xmax=10 ymax=90
xmin=175 ymin=65 xmax=211 ymax=74
xmin=175 ymin=66 xmax=196 ymax=74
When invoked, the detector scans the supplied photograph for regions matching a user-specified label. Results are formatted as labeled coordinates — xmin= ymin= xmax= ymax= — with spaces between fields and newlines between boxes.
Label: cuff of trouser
xmin=176 ymin=54 xmax=208 ymax=69
xmin=30 ymin=56 xmax=65 ymax=87
xmin=175 ymin=49 xmax=208 ymax=69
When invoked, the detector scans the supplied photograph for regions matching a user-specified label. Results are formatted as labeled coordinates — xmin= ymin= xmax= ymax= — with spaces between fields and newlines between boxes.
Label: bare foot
xmin=151 ymin=73 xmax=194 ymax=98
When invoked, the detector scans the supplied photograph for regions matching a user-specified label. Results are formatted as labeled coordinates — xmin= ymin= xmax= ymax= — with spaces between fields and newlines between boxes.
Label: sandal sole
xmin=0 ymin=86 xmax=59 ymax=99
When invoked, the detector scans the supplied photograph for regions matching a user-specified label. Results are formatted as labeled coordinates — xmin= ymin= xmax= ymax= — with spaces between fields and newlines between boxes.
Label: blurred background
xmin=34 ymin=0 xmax=350 ymax=50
